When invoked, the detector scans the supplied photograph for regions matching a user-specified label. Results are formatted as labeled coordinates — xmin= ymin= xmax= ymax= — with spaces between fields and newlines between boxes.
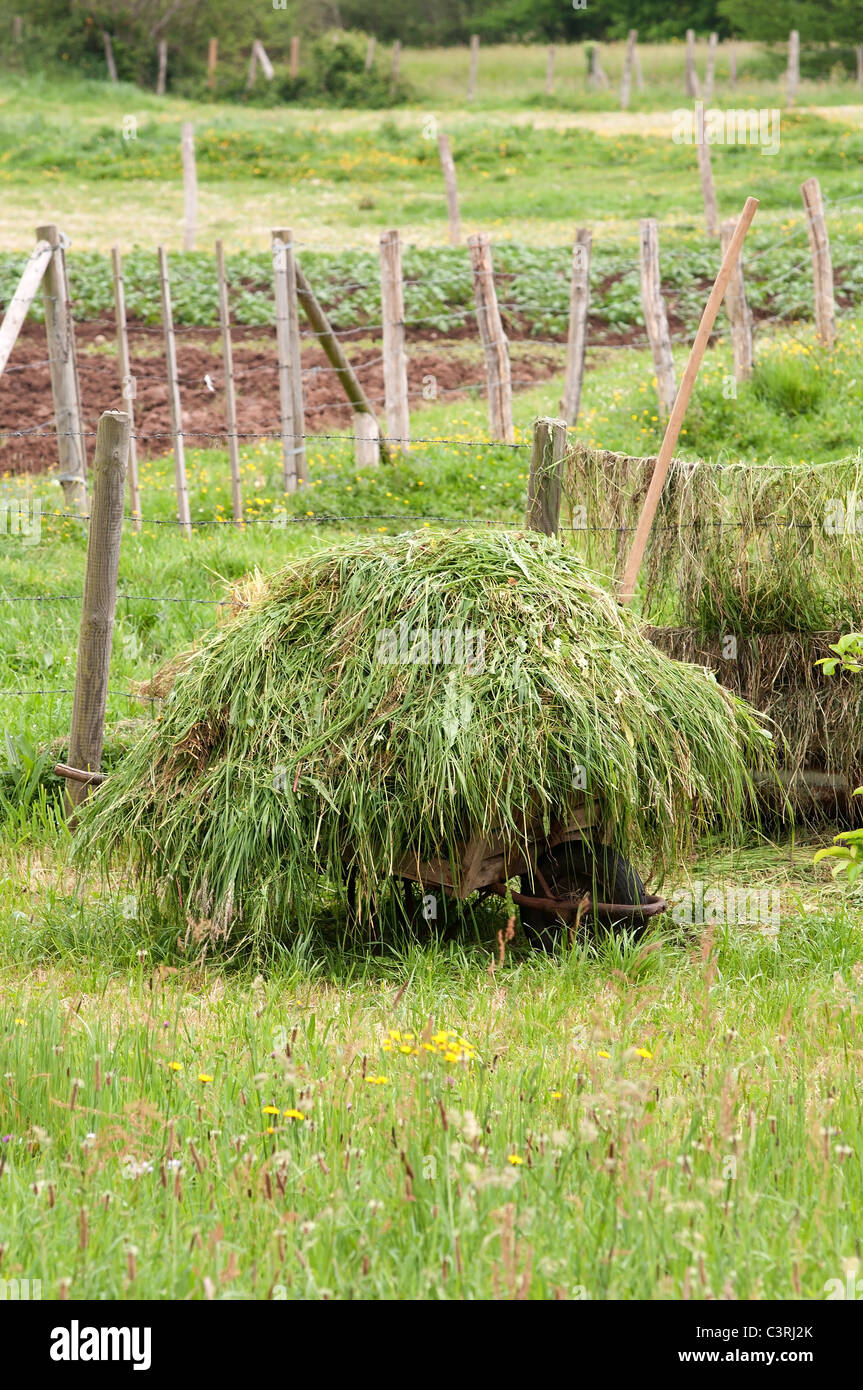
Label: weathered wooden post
xmin=704 ymin=32 xmax=718 ymax=102
xmin=271 ymin=229 xmax=306 ymax=487
xmin=37 ymin=223 xmax=88 ymax=515
xmin=365 ymin=37 xmax=376 ymax=72
xmin=468 ymin=233 xmax=514 ymax=444
xmin=103 ymin=31 xmax=118 ymax=82
xmin=0 ymin=239 xmax=52 ymax=375
xmin=157 ymin=246 xmax=192 ymax=538
xmin=696 ymin=118 xmax=719 ymax=236
xmin=65 ymin=410 xmax=131 ymax=810
xmin=857 ymin=45 xmax=863 ymax=87
xmin=685 ymin=29 xmax=701 ymax=98
xmin=720 ymin=218 xmax=754 ymax=380
xmin=801 ymin=176 xmax=836 ymax=347
xmin=589 ymin=45 xmax=609 ymax=89
xmin=620 ymin=197 xmax=759 ymax=607
xmin=621 ymin=30 xmax=637 ymax=110
xmin=468 ymin=33 xmax=479 ymax=100
xmin=294 ymin=261 xmax=390 ymax=463
xmin=290 ymin=36 xmax=300 ymax=79
xmin=527 ymin=417 xmax=568 ymax=536
xmin=156 ymin=38 xmax=167 ymax=95
xmin=561 ymin=229 xmax=591 ymax=426
xmin=181 ymin=122 xmax=197 ymax=252
xmin=437 ymin=133 xmax=462 ymax=245
xmin=272 ymin=228 xmax=300 ymax=492
xmin=110 ymin=246 xmax=141 ymax=529
xmin=207 ymin=37 xmax=218 ymax=91
xmin=639 ymin=219 xmax=676 ymax=421
xmin=215 ymin=239 xmax=243 ymax=525
xmin=546 ymin=45 xmax=555 ymax=96
xmin=787 ymin=30 xmax=800 ymax=107
xmin=355 ymin=413 xmax=380 ymax=468
xmin=380 ymin=229 xmax=410 ymax=453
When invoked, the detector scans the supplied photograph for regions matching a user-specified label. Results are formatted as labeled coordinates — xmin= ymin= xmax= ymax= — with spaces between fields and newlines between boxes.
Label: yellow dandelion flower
xmin=262 ymin=1105 xmax=280 ymax=1115
xmin=283 ymin=1109 xmax=305 ymax=1121
xmin=597 ymin=1050 xmax=611 ymax=1059
xmin=507 ymin=1153 xmax=524 ymax=1166
xmin=365 ymin=1076 xmax=388 ymax=1085
xmin=168 ymin=1061 xmax=182 ymax=1071
xmin=635 ymin=1047 xmax=653 ymax=1059
xmin=550 ymin=1090 xmax=563 ymax=1100
xmin=197 ymin=1072 xmax=213 ymax=1084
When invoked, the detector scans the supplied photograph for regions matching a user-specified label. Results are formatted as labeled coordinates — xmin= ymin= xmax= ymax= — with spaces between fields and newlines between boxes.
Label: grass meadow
xmin=1 ymin=57 xmax=862 ymax=1302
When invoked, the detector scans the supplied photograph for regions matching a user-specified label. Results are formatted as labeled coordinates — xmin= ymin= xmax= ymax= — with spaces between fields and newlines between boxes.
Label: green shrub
xmin=280 ymin=30 xmax=412 ymax=108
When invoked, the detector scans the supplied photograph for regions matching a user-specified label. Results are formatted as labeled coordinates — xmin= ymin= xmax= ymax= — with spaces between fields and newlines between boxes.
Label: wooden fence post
xmin=546 ymin=45 xmax=555 ymax=96
xmin=620 ymin=197 xmax=759 ymax=607
xmin=589 ymin=45 xmax=609 ymax=89
xmin=685 ymin=29 xmax=701 ymax=98
xmin=103 ymin=31 xmax=118 ymax=82
xmin=857 ymin=45 xmax=863 ymax=86
xmin=246 ymin=43 xmax=258 ymax=91
xmin=110 ymin=246 xmax=141 ymax=529
xmin=801 ymin=176 xmax=836 ymax=347
xmin=65 ymin=410 xmax=130 ymax=810
xmin=621 ymin=30 xmax=637 ymax=110
xmin=290 ymin=35 xmax=300 ymax=79
xmin=560 ymin=228 xmax=591 ymax=425
xmin=215 ymin=239 xmax=243 ymax=525
xmin=468 ymin=233 xmax=514 ymax=444
xmin=719 ymin=218 xmax=753 ymax=380
xmin=181 ymin=122 xmax=197 ymax=252
xmin=639 ymin=219 xmax=676 ymax=421
xmin=294 ymin=262 xmax=390 ymax=464
xmin=704 ymin=32 xmax=717 ymax=101
xmin=255 ymin=40 xmax=274 ymax=81
xmin=156 ymin=38 xmax=167 ymax=95
xmin=37 ymin=223 xmax=88 ymax=515
xmin=272 ymin=228 xmax=299 ymax=493
xmin=12 ymin=15 xmax=21 ymax=41
xmin=787 ymin=30 xmax=800 ymax=107
xmin=527 ymin=417 xmax=568 ymax=536
xmin=392 ymin=40 xmax=401 ymax=83
xmin=633 ymin=40 xmax=644 ymax=91
xmin=0 ymin=238 xmax=52 ymax=375
xmin=380 ymin=229 xmax=410 ymax=453
xmin=696 ymin=115 xmax=719 ymax=236
xmin=157 ymin=246 xmax=192 ymax=538
xmin=355 ymin=412 xmax=380 ymax=468
xmin=365 ymin=37 xmax=376 ymax=71
xmin=207 ymin=37 xmax=217 ymax=91
xmin=437 ymin=133 xmax=462 ymax=245
xmin=468 ymin=33 xmax=479 ymax=100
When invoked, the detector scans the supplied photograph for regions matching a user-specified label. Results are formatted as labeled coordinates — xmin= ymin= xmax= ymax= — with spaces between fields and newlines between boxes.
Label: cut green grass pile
xmin=75 ymin=529 xmax=772 ymax=945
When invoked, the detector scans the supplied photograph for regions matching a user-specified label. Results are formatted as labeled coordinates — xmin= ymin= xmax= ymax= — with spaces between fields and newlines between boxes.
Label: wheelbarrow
xmin=395 ymin=800 xmax=666 ymax=949
xmin=56 ymin=764 xmax=666 ymax=948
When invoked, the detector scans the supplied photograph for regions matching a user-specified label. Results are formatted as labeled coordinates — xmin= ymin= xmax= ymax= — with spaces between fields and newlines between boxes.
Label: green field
xmin=1 ymin=58 xmax=863 ymax=1303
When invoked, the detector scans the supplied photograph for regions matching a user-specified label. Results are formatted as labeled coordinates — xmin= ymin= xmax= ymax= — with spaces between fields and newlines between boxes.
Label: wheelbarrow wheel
xmin=519 ymin=842 xmax=649 ymax=950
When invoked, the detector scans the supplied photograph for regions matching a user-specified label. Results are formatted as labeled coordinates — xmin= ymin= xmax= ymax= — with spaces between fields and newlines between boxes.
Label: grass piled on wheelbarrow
xmin=75 ymin=529 xmax=774 ymax=944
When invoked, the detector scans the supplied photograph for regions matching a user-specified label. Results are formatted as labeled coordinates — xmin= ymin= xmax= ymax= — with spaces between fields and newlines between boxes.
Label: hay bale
xmin=76 ymin=530 xmax=772 ymax=941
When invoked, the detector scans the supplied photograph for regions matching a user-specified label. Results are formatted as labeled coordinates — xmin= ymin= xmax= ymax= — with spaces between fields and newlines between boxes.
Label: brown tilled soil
xmin=0 ymin=321 xmax=567 ymax=476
